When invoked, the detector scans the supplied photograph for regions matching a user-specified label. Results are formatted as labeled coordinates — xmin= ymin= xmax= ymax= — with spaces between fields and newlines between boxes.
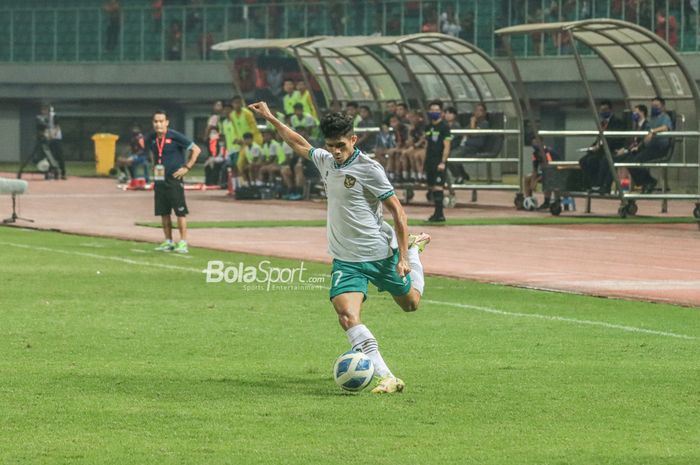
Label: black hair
xmin=635 ymin=104 xmax=648 ymax=117
xmin=283 ymin=79 xmax=294 ymax=84
xmin=428 ymin=100 xmax=443 ymax=110
xmin=599 ymin=99 xmax=613 ymax=109
xmin=396 ymin=102 xmax=408 ymax=109
xmin=320 ymin=112 xmax=354 ymax=139
xmin=445 ymin=106 xmax=458 ymax=114
xmin=293 ymin=102 xmax=304 ymax=110
xmin=359 ymin=105 xmax=371 ymax=112
xmin=243 ymin=132 xmax=253 ymax=139
xmin=652 ymin=96 xmax=666 ymax=106
xmin=475 ymin=102 xmax=487 ymax=112
xmin=346 ymin=101 xmax=359 ymax=109
xmin=231 ymin=95 xmax=242 ymax=102
xmin=152 ymin=109 xmax=168 ymax=119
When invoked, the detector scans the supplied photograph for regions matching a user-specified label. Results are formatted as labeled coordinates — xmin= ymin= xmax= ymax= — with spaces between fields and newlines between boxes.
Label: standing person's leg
xmin=426 ymin=158 xmax=445 ymax=222
xmin=162 ymin=215 xmax=172 ymax=240
xmin=171 ymin=181 xmax=190 ymax=253
xmin=154 ymin=182 xmax=175 ymax=251
xmin=330 ymin=260 xmax=400 ymax=388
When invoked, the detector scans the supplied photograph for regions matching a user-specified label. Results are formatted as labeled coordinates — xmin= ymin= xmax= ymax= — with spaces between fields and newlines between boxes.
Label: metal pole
xmin=224 ymin=5 xmax=229 ymax=40
xmin=140 ymin=8 xmax=145 ymax=61
xmin=75 ymin=9 xmax=79 ymax=61
xmin=202 ymin=6 xmax=207 ymax=60
xmin=181 ymin=8 xmax=186 ymax=61
xmin=568 ymin=30 xmax=623 ymax=198
xmin=502 ymin=34 xmax=535 ymax=196
xmin=120 ymin=7 xmax=124 ymax=61
xmin=31 ymin=10 xmax=35 ymax=62
xmin=53 ymin=10 xmax=58 ymax=61
xmin=160 ymin=6 xmax=165 ymax=61
xmin=9 ymin=9 xmax=14 ymax=62
xmin=98 ymin=7 xmax=102 ymax=61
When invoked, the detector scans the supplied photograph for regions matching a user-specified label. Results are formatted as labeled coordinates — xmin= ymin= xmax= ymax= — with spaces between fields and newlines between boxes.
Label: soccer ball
xmin=523 ymin=196 xmax=537 ymax=211
xmin=333 ymin=351 xmax=375 ymax=392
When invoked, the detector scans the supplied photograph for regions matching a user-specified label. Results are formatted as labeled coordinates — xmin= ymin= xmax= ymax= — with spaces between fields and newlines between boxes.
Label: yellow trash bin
xmin=92 ymin=133 xmax=119 ymax=176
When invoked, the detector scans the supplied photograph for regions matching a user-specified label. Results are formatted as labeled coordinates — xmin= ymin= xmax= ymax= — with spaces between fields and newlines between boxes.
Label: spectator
xmin=203 ymin=101 xmax=225 ymax=186
xmin=611 ymin=104 xmax=650 ymax=189
xmin=355 ymin=105 xmax=375 ymax=153
xmin=280 ymin=129 xmax=308 ymax=200
xmin=152 ymin=0 xmax=163 ymax=31
xmin=258 ymin=129 xmax=286 ymax=185
xmin=383 ymin=100 xmax=397 ymax=124
xmin=103 ymin=0 xmax=121 ymax=52
xmin=296 ymin=80 xmax=319 ymax=121
xmin=219 ymin=102 xmax=242 ymax=189
xmin=327 ymin=100 xmax=342 ymax=115
xmin=395 ymin=102 xmax=409 ymax=124
xmin=463 ymin=102 xmax=490 ymax=154
xmin=387 ymin=114 xmax=409 ymax=182
xmin=290 ymin=102 xmax=319 ymax=140
xmin=167 ymin=20 xmax=183 ymax=60
xmin=440 ymin=5 xmax=462 ymax=37
xmin=655 ymin=7 xmax=678 ymax=49
xmin=345 ymin=101 xmax=362 ymax=127
xmin=117 ymin=123 xmax=149 ymax=183
xmin=403 ymin=110 xmax=427 ymax=182
xmin=373 ymin=122 xmax=396 ymax=170
xmin=524 ymin=136 xmax=561 ymax=210
xmin=282 ymin=79 xmax=299 ymax=116
xmin=458 ymin=12 xmax=475 ymax=42
xmin=424 ymin=101 xmax=452 ymax=222
xmin=239 ymin=132 xmax=263 ymax=186
xmin=230 ymin=95 xmax=262 ymax=146
xmin=578 ymin=99 xmax=626 ymax=194
xmin=444 ymin=106 xmax=469 ymax=184
xmin=422 ymin=8 xmax=439 ymax=32
xmin=621 ymin=97 xmax=673 ymax=193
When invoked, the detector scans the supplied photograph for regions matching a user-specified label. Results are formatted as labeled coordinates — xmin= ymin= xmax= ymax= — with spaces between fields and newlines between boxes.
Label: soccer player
xmin=249 ymin=101 xmax=430 ymax=394
xmin=147 ymin=110 xmax=201 ymax=253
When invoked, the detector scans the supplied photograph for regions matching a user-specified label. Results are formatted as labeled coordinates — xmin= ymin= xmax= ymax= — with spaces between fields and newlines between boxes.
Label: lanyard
xmin=155 ymin=135 xmax=166 ymax=164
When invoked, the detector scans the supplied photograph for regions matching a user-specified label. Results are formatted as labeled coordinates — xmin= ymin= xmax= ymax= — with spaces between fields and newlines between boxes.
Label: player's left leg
xmin=392 ymin=232 xmax=430 ymax=312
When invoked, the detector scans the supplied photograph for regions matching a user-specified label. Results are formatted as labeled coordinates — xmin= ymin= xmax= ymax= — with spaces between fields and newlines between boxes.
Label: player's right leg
xmin=331 ymin=262 xmax=403 ymax=393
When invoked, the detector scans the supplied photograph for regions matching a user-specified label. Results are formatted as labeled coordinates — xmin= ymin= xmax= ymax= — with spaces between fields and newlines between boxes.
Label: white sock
xmin=345 ymin=324 xmax=392 ymax=378
xmin=408 ymin=246 xmax=424 ymax=295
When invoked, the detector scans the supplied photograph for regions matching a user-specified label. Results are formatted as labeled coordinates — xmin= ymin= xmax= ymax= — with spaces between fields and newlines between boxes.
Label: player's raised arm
xmin=248 ymin=101 xmax=312 ymax=159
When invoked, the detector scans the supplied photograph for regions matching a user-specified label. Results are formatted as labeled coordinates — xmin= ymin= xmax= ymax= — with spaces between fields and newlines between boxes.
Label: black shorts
xmin=425 ymin=157 xmax=445 ymax=187
xmin=154 ymin=177 xmax=188 ymax=217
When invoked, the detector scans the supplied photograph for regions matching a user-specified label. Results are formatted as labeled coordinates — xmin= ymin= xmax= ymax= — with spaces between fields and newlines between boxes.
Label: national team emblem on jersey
xmin=344 ymin=175 xmax=356 ymax=188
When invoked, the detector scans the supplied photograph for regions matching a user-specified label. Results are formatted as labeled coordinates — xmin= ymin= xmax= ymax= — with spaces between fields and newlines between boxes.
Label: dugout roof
xmin=212 ymin=33 xmax=522 ymax=124
xmin=496 ymin=19 xmax=700 ymax=130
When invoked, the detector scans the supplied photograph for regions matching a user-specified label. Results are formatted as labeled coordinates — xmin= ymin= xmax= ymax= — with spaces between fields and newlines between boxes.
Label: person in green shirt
xmin=282 ymin=79 xmax=299 ymax=117
xmin=296 ymin=80 xmax=318 ymax=121
xmin=258 ymin=129 xmax=287 ymax=185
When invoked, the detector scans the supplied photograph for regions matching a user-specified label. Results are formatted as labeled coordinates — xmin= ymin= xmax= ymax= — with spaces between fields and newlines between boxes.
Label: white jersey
xmin=309 ymin=147 xmax=397 ymax=262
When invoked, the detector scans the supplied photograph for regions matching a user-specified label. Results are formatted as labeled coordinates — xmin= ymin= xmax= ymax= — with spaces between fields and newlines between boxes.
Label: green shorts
xmin=329 ymin=249 xmax=412 ymax=301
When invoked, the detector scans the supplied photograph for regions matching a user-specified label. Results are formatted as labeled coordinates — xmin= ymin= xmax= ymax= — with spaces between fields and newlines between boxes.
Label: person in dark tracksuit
xmin=578 ymin=99 xmax=626 ymax=194
xmin=146 ymin=110 xmax=201 ymax=254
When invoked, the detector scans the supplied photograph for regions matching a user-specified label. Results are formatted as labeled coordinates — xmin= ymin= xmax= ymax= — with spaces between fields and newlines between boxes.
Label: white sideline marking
xmin=1 ymin=240 xmax=696 ymax=340
xmin=423 ymin=299 xmax=697 ymax=340
xmin=1 ymin=241 xmax=201 ymax=273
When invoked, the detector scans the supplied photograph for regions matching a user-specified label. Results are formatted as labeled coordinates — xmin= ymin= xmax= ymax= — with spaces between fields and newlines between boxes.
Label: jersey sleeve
xmin=308 ymin=147 xmax=332 ymax=171
xmin=363 ymin=162 xmax=395 ymax=201
xmin=170 ymin=130 xmax=195 ymax=151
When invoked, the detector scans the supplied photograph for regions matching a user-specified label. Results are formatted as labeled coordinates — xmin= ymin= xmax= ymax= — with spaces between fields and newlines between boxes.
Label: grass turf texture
xmin=1 ymin=226 xmax=699 ymax=465
xmin=136 ymin=215 xmax=699 ymax=229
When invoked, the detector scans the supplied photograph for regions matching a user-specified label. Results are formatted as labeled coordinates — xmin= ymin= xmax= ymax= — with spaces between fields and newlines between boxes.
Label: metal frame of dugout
xmin=213 ymin=33 xmax=524 ymax=207
xmin=496 ymin=19 xmax=700 ymax=222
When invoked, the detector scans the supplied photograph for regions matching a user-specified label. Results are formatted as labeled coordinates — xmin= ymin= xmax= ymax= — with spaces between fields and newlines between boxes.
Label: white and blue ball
xmin=333 ymin=351 xmax=375 ymax=392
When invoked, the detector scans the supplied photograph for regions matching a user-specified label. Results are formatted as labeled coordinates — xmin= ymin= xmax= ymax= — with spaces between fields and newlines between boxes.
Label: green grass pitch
xmin=1 ymin=226 xmax=698 ymax=465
